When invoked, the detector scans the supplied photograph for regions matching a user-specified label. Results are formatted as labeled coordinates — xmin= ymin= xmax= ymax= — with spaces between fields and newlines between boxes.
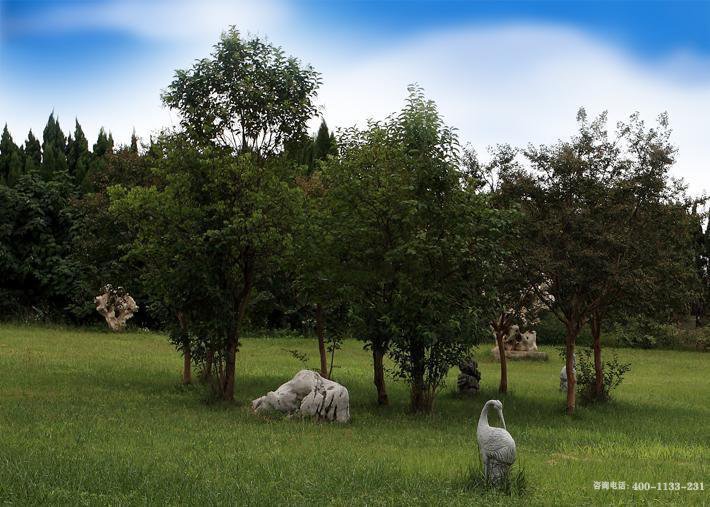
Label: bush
xmin=608 ymin=317 xmax=678 ymax=349
xmin=574 ymin=348 xmax=631 ymax=403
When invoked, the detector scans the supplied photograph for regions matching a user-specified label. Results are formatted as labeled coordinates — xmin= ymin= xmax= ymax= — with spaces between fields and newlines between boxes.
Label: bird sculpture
xmin=476 ymin=399 xmax=516 ymax=484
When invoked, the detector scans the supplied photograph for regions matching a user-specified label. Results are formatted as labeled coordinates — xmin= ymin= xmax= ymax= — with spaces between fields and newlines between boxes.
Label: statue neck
xmin=478 ymin=402 xmax=493 ymax=427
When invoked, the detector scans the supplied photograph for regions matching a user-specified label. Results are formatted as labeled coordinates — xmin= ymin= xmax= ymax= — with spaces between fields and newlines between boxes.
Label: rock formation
xmin=94 ymin=284 xmax=138 ymax=332
xmin=492 ymin=325 xmax=548 ymax=360
xmin=252 ymin=369 xmax=350 ymax=423
xmin=457 ymin=358 xmax=481 ymax=395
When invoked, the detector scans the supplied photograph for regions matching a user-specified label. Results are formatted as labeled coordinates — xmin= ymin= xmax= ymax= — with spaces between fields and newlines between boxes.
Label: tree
xmin=157 ymin=29 xmax=320 ymax=400
xmin=41 ymin=113 xmax=67 ymax=180
xmin=112 ymin=136 xmax=304 ymax=400
xmin=129 ymin=129 xmax=139 ymax=155
xmin=289 ymin=119 xmax=342 ymax=379
xmin=469 ymin=145 xmax=536 ymax=395
xmin=82 ymin=128 xmax=115 ymax=191
xmin=162 ymin=27 xmax=321 ymax=158
xmin=312 ymin=119 xmax=337 ymax=162
xmin=500 ymin=109 xmax=695 ymax=413
xmin=0 ymin=125 xmax=23 ymax=186
xmin=323 ymin=87 xmax=506 ymax=411
xmin=66 ymin=119 xmax=91 ymax=185
xmin=23 ymin=130 xmax=42 ymax=174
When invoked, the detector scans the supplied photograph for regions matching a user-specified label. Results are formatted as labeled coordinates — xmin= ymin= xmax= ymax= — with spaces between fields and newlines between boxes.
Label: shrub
xmin=609 ymin=317 xmax=677 ymax=349
xmin=574 ymin=348 xmax=631 ymax=402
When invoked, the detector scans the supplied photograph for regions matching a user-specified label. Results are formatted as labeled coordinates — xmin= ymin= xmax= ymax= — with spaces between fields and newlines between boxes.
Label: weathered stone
xmin=457 ymin=358 xmax=481 ymax=395
xmin=94 ymin=284 xmax=138 ymax=332
xmin=492 ymin=325 xmax=548 ymax=361
xmin=252 ymin=370 xmax=350 ymax=423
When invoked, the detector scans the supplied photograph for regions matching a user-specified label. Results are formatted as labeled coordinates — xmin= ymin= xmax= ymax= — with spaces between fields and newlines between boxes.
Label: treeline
xmin=0 ymin=28 xmax=705 ymax=415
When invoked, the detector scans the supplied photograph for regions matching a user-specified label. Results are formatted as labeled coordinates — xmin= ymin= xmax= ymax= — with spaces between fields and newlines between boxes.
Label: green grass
xmin=0 ymin=324 xmax=708 ymax=506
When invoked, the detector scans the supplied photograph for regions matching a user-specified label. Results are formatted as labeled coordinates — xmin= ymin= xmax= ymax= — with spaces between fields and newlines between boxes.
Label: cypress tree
xmin=129 ymin=129 xmax=139 ymax=154
xmin=84 ymin=128 xmax=114 ymax=191
xmin=41 ymin=112 xmax=68 ymax=179
xmin=93 ymin=128 xmax=113 ymax=157
xmin=67 ymin=119 xmax=90 ymax=185
xmin=312 ymin=119 xmax=336 ymax=162
xmin=0 ymin=124 xmax=20 ymax=184
xmin=24 ymin=130 xmax=42 ymax=173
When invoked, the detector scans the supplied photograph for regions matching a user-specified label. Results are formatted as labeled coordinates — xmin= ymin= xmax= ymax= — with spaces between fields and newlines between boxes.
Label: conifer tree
xmin=41 ymin=113 xmax=68 ymax=179
xmin=129 ymin=129 xmax=139 ymax=154
xmin=312 ymin=119 xmax=336 ymax=161
xmin=93 ymin=128 xmax=113 ymax=157
xmin=0 ymin=124 xmax=21 ymax=184
xmin=67 ymin=119 xmax=90 ymax=185
xmin=23 ymin=130 xmax=42 ymax=173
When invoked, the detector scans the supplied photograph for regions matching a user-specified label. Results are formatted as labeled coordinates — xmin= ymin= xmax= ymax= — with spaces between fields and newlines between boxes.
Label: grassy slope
xmin=0 ymin=324 xmax=707 ymax=506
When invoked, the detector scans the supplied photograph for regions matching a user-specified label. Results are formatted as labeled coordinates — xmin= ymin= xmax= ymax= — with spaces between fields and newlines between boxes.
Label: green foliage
xmin=0 ymin=171 xmax=79 ymax=318
xmin=41 ymin=113 xmax=68 ymax=180
xmin=322 ymin=86 xmax=508 ymax=410
xmin=66 ymin=119 xmax=91 ymax=185
xmin=111 ymin=134 xmax=305 ymax=397
xmin=23 ymin=130 xmax=42 ymax=173
xmin=162 ymin=27 xmax=321 ymax=156
xmin=574 ymin=347 xmax=631 ymax=403
xmin=0 ymin=124 xmax=24 ymax=186
xmin=607 ymin=316 xmax=679 ymax=349
xmin=312 ymin=119 xmax=337 ymax=161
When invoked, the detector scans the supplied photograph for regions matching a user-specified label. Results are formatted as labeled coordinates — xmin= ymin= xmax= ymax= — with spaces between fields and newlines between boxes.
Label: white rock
xmin=94 ymin=285 xmax=138 ymax=332
xmin=252 ymin=370 xmax=350 ymax=423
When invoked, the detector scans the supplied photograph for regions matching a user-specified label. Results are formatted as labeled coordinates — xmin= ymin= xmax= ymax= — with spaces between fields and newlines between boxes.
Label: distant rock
xmin=457 ymin=358 xmax=481 ymax=395
xmin=95 ymin=284 xmax=138 ymax=332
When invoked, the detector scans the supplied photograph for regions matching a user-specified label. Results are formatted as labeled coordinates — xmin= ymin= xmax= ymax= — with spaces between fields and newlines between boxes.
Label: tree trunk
xmin=177 ymin=312 xmax=191 ymax=385
xmin=202 ymin=348 xmax=214 ymax=381
xmin=183 ymin=345 xmax=192 ymax=385
xmin=372 ymin=346 xmax=388 ymax=405
xmin=222 ymin=330 xmax=237 ymax=401
xmin=590 ymin=313 xmax=603 ymax=400
xmin=410 ymin=341 xmax=433 ymax=413
xmin=221 ymin=263 xmax=254 ymax=402
xmin=565 ymin=322 xmax=579 ymax=415
xmin=315 ymin=303 xmax=328 ymax=378
xmin=495 ymin=329 xmax=508 ymax=394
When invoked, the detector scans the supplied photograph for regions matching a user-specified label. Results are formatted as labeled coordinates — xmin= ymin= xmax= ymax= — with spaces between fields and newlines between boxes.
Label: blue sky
xmin=1 ymin=0 xmax=709 ymax=191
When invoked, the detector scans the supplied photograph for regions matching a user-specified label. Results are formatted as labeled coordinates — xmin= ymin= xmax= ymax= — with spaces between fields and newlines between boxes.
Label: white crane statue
xmin=476 ymin=399 xmax=516 ymax=484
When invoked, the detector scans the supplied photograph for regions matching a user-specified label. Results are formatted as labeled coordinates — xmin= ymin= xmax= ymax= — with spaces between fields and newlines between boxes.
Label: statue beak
xmin=497 ymin=408 xmax=507 ymax=430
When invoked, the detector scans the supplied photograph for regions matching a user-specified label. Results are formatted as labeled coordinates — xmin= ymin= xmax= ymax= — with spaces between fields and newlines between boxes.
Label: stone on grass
xmin=252 ymin=369 xmax=350 ymax=423
xmin=492 ymin=325 xmax=548 ymax=361
xmin=94 ymin=284 xmax=138 ymax=332
xmin=457 ymin=358 xmax=481 ymax=395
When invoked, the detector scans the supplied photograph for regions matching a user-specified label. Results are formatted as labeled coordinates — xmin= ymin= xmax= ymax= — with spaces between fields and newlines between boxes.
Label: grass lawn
xmin=0 ymin=324 xmax=708 ymax=505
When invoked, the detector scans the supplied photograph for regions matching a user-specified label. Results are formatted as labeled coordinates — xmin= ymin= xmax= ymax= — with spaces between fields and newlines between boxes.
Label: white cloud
xmin=6 ymin=0 xmax=288 ymax=42
xmin=317 ymin=24 xmax=710 ymax=194
xmin=3 ymin=18 xmax=709 ymax=194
